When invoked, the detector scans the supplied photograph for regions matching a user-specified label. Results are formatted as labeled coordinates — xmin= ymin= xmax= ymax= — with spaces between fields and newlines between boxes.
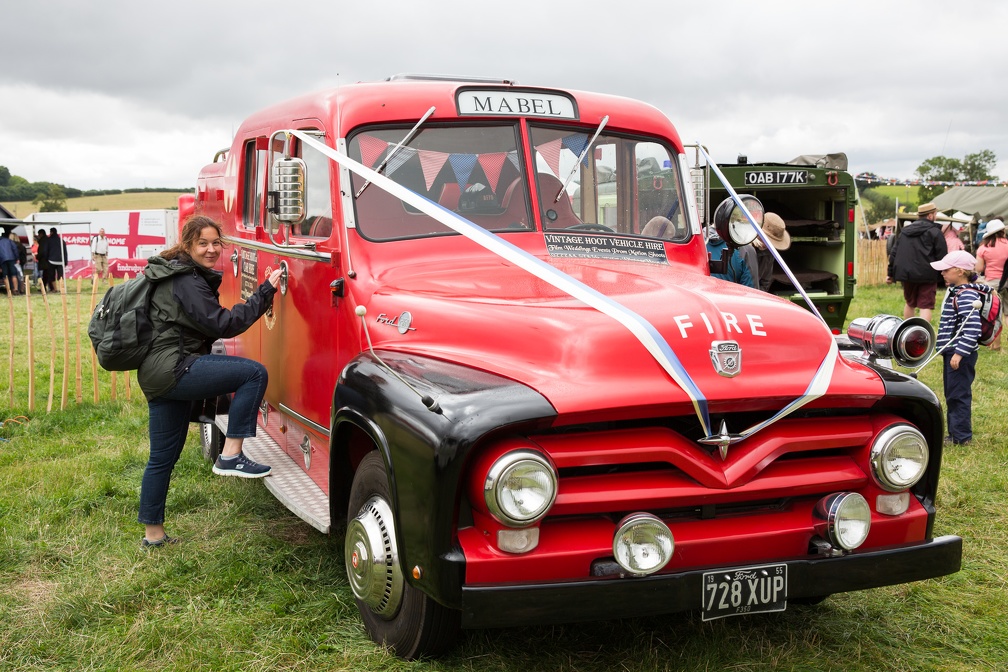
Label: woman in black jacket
xmin=136 ymin=215 xmax=282 ymax=547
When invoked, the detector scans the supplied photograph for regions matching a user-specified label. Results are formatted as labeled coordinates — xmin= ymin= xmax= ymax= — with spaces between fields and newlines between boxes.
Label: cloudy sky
xmin=3 ymin=0 xmax=1006 ymax=193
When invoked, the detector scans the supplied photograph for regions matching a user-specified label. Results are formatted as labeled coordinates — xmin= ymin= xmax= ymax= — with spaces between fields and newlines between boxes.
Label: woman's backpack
xmin=88 ymin=275 xmax=157 ymax=370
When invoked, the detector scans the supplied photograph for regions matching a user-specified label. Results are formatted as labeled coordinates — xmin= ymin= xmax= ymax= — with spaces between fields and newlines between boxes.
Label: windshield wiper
xmin=355 ymin=105 xmax=436 ymax=197
xmin=555 ymin=115 xmax=609 ymax=203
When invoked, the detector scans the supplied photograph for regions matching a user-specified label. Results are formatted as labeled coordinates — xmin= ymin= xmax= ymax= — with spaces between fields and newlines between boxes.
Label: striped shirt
xmin=936 ymin=284 xmax=983 ymax=357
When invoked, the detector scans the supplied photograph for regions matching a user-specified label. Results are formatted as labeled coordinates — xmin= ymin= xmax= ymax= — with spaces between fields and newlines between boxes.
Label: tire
xmin=346 ymin=451 xmax=460 ymax=659
xmin=200 ymin=421 xmax=224 ymax=463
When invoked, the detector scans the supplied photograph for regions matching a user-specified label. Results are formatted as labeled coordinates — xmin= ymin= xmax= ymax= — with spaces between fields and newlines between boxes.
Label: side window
xmin=242 ymin=139 xmax=267 ymax=231
xmin=296 ymin=132 xmax=333 ymax=239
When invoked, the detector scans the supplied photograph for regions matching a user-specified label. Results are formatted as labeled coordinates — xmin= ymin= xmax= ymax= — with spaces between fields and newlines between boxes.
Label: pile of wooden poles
xmin=4 ymin=275 xmax=134 ymax=412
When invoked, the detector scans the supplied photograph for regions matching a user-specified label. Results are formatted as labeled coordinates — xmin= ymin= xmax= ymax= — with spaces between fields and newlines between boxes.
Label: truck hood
xmin=363 ymin=254 xmax=882 ymax=421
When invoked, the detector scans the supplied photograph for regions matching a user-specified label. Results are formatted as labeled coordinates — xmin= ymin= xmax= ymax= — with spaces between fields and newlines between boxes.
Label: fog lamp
xmin=814 ymin=492 xmax=871 ymax=551
xmin=871 ymin=424 xmax=929 ymax=491
xmin=612 ymin=513 xmax=674 ymax=577
xmin=484 ymin=450 xmax=557 ymax=527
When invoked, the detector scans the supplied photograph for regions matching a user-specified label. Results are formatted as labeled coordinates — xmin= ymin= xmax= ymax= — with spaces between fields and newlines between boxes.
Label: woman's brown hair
xmin=160 ymin=215 xmax=227 ymax=260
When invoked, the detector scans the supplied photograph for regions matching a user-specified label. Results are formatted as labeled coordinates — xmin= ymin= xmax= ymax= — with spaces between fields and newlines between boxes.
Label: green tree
xmin=961 ymin=150 xmax=997 ymax=181
xmin=32 ymin=184 xmax=68 ymax=212
xmin=915 ymin=151 xmax=998 ymax=202
xmin=860 ymin=188 xmax=897 ymax=225
xmin=0 ymin=165 xmax=10 ymax=187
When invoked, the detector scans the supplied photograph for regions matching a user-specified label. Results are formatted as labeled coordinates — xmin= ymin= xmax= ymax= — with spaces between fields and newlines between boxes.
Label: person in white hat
xmin=930 ymin=250 xmax=985 ymax=444
xmin=975 ymin=218 xmax=1007 ymax=350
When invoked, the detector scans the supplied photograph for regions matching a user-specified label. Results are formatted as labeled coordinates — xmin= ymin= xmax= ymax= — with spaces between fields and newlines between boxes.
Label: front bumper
xmin=460 ymin=534 xmax=962 ymax=628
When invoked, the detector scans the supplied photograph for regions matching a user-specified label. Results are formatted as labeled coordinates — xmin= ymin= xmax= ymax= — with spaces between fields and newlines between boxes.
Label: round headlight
xmin=613 ymin=513 xmax=674 ymax=577
xmin=484 ymin=450 xmax=557 ymax=527
xmin=816 ymin=492 xmax=871 ymax=551
xmin=871 ymin=424 xmax=929 ymax=492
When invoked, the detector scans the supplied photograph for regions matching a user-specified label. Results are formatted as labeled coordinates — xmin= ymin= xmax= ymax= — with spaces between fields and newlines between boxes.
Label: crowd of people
xmin=0 ymin=226 xmax=111 ymax=294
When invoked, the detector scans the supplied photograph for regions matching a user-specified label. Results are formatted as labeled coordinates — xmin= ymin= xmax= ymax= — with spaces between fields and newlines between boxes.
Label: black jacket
xmin=887 ymin=219 xmax=948 ymax=283
xmin=137 ymin=255 xmax=277 ymax=400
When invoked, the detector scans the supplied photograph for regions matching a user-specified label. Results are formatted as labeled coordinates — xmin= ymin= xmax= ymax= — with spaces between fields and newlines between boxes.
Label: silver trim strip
xmin=280 ymin=403 xmax=331 ymax=438
xmin=230 ymin=237 xmax=332 ymax=262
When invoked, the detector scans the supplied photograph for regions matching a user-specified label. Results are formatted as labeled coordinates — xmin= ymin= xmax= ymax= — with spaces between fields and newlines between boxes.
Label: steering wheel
xmin=567 ymin=223 xmax=614 ymax=233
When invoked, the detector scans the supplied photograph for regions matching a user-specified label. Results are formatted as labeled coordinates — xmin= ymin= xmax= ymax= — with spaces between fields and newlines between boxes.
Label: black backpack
xmin=88 ymin=274 xmax=157 ymax=371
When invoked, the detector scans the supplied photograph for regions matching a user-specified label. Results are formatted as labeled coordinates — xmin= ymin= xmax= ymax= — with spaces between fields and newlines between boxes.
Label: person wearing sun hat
xmin=752 ymin=212 xmax=790 ymax=292
xmin=887 ymin=202 xmax=948 ymax=321
xmin=975 ymin=218 xmax=1007 ymax=350
xmin=930 ymin=250 xmax=984 ymax=445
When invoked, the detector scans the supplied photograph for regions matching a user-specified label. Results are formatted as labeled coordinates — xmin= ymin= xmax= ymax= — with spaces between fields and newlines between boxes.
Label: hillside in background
xmin=2 ymin=191 xmax=190 ymax=219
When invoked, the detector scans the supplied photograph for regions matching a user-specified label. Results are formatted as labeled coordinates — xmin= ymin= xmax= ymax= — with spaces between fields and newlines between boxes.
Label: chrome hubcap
xmin=345 ymin=496 xmax=403 ymax=617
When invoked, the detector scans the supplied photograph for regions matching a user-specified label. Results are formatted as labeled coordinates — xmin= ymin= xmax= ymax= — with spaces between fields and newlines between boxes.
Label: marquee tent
xmin=932 ymin=186 xmax=1008 ymax=220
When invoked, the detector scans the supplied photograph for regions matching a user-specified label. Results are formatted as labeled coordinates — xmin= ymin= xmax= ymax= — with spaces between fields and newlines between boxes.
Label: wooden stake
xmin=40 ymin=283 xmax=55 ymax=413
xmin=109 ymin=275 xmax=117 ymax=401
xmin=121 ymin=274 xmax=131 ymax=401
xmin=90 ymin=278 xmax=99 ymax=402
xmin=4 ymin=277 xmax=12 ymax=408
xmin=75 ymin=278 xmax=82 ymax=403
xmin=60 ymin=278 xmax=69 ymax=410
xmin=26 ymin=279 xmax=34 ymax=411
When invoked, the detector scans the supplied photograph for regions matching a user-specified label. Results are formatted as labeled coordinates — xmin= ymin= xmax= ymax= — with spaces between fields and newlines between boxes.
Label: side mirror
xmin=712 ymin=194 xmax=763 ymax=248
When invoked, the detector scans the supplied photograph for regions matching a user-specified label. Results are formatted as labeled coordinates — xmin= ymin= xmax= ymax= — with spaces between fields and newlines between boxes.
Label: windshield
xmin=349 ymin=124 xmax=530 ymax=241
xmin=529 ymin=125 xmax=690 ymax=242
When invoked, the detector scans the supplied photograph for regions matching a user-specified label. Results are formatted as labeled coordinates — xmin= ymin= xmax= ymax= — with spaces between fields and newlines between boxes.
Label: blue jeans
xmin=942 ymin=350 xmax=977 ymax=444
xmin=138 ymin=354 xmax=268 ymax=525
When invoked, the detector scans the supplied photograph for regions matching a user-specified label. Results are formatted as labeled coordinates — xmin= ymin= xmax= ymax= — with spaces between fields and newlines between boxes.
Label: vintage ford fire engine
xmin=183 ymin=75 xmax=962 ymax=658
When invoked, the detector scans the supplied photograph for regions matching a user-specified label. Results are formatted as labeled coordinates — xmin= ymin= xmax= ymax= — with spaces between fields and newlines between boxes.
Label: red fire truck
xmin=183 ymin=75 xmax=961 ymax=659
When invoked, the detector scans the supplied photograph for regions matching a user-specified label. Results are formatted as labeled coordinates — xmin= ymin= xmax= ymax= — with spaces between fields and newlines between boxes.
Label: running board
xmin=216 ymin=415 xmax=331 ymax=534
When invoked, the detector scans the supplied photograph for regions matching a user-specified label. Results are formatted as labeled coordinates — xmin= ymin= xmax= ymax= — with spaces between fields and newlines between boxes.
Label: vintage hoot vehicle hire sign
xmin=182 ymin=75 xmax=961 ymax=659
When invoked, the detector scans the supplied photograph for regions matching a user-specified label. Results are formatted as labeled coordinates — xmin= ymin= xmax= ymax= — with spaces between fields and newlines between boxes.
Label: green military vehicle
xmin=689 ymin=152 xmax=857 ymax=333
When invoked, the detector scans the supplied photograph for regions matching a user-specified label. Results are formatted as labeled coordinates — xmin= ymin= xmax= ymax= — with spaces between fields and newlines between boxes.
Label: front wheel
xmin=200 ymin=421 xmax=224 ymax=463
xmin=345 ymin=451 xmax=460 ymax=659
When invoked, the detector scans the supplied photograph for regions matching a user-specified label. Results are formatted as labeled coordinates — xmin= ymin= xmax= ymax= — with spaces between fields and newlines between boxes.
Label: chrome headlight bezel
xmin=870 ymin=424 xmax=930 ymax=492
xmin=483 ymin=450 xmax=558 ymax=528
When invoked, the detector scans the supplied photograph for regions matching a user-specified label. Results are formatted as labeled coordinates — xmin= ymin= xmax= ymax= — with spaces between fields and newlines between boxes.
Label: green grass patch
xmin=0 ymin=286 xmax=1005 ymax=669
xmin=2 ymin=192 xmax=189 ymax=220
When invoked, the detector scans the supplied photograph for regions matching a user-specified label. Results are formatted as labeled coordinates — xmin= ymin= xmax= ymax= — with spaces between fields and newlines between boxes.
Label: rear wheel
xmin=200 ymin=421 xmax=224 ymax=463
xmin=345 ymin=451 xmax=460 ymax=659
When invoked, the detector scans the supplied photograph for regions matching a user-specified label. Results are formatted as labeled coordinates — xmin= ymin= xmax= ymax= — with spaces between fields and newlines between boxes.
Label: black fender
xmin=331 ymin=351 xmax=557 ymax=608
xmin=859 ymin=359 xmax=945 ymax=537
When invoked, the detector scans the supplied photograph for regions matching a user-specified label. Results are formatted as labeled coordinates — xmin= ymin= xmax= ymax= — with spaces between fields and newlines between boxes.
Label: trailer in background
xmin=25 ymin=209 xmax=178 ymax=279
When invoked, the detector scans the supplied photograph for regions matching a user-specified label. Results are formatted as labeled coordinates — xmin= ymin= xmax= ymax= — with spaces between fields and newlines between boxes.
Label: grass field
xmin=2 ymin=192 xmax=190 ymax=220
xmin=0 ymin=285 xmax=1005 ymax=671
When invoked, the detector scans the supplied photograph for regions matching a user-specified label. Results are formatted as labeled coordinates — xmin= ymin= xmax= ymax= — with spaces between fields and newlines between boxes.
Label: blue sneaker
xmin=212 ymin=451 xmax=272 ymax=478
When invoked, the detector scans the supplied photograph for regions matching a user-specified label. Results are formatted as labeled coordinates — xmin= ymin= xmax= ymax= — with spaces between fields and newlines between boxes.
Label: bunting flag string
xmin=537 ymin=138 xmax=564 ymax=178
xmin=560 ymin=133 xmax=591 ymax=167
xmin=478 ymin=152 xmax=507 ymax=193
xmin=448 ymin=153 xmax=478 ymax=192
xmin=856 ymin=172 xmax=1008 ymax=188
xmin=355 ymin=132 xmax=588 ymax=196
xmin=358 ymin=135 xmax=389 ymax=169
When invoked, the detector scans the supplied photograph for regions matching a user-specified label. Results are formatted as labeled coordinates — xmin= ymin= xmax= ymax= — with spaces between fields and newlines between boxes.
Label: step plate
xmin=216 ymin=415 xmax=331 ymax=533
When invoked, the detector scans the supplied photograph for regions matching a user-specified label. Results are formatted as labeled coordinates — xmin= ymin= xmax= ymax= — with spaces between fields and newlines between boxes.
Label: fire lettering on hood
xmin=672 ymin=312 xmax=766 ymax=339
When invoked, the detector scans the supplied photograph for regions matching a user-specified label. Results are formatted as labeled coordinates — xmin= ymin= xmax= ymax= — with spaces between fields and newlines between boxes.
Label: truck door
xmin=260 ymin=127 xmax=339 ymax=481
